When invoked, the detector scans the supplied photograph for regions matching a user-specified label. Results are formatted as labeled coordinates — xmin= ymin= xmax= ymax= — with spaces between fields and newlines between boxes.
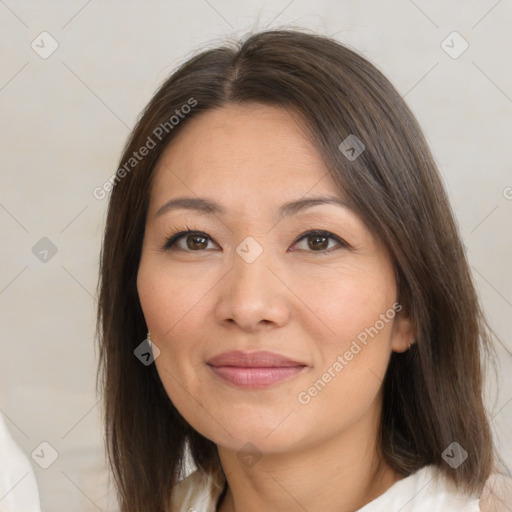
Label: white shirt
xmin=0 ymin=414 xmax=41 ymax=512
xmin=171 ymin=464 xmax=484 ymax=511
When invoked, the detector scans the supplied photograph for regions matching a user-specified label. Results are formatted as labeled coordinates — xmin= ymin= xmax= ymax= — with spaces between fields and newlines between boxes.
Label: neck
xmin=216 ymin=405 xmax=401 ymax=512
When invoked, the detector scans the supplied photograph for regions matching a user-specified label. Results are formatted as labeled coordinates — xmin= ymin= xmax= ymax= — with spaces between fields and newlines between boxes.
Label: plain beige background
xmin=1 ymin=1 xmax=511 ymax=510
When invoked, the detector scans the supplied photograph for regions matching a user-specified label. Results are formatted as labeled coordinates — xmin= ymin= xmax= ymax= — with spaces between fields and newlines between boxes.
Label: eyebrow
xmin=155 ymin=195 xmax=352 ymax=220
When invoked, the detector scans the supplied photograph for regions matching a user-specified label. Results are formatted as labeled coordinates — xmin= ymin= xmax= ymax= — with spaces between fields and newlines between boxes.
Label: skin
xmin=137 ymin=103 xmax=415 ymax=512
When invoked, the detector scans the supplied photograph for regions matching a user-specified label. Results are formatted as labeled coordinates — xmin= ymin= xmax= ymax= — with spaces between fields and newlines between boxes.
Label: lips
xmin=207 ymin=350 xmax=307 ymax=389
xmin=207 ymin=350 xmax=305 ymax=368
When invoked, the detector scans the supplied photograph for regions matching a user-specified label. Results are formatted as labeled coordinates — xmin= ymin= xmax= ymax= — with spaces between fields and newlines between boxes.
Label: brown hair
xmin=97 ymin=28 xmax=498 ymax=511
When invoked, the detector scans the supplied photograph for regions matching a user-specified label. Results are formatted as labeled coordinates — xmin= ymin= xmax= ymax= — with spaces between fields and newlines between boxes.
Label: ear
xmin=391 ymin=309 xmax=415 ymax=353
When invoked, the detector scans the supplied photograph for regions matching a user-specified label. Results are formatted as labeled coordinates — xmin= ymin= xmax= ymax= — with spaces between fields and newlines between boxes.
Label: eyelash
xmin=162 ymin=225 xmax=350 ymax=254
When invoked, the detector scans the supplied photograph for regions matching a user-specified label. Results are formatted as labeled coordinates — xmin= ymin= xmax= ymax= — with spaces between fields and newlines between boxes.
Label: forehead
xmin=149 ymin=103 xmax=343 ymax=211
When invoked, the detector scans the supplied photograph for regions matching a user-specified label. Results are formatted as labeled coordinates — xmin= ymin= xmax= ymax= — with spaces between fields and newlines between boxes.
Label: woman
xmin=97 ymin=29 xmax=509 ymax=511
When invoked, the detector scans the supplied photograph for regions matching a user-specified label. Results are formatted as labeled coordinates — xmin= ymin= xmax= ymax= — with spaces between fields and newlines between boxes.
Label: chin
xmin=200 ymin=412 xmax=310 ymax=456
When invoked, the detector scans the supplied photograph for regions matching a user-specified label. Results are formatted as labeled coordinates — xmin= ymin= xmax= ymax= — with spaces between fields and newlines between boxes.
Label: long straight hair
xmin=97 ymin=28 xmax=497 ymax=511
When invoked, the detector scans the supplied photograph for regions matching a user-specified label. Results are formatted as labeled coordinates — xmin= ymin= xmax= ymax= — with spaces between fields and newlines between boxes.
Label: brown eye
xmin=292 ymin=230 xmax=347 ymax=253
xmin=308 ymin=234 xmax=330 ymax=251
xmin=163 ymin=231 xmax=217 ymax=251
xmin=186 ymin=234 xmax=209 ymax=250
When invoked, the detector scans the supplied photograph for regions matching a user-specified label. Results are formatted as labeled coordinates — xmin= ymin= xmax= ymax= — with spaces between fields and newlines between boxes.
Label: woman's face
xmin=137 ymin=103 xmax=413 ymax=454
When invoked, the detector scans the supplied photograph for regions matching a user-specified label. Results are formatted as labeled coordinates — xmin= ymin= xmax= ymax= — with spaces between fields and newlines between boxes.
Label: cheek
xmin=300 ymin=263 xmax=396 ymax=347
xmin=298 ymin=261 xmax=397 ymax=402
xmin=137 ymin=260 xmax=211 ymax=406
xmin=137 ymin=258 xmax=209 ymax=340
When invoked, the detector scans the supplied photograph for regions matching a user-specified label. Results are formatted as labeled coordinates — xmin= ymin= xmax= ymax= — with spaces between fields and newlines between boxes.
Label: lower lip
xmin=208 ymin=365 xmax=306 ymax=389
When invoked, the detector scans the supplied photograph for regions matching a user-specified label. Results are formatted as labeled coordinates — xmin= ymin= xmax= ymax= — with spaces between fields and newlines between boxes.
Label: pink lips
xmin=207 ymin=350 xmax=307 ymax=389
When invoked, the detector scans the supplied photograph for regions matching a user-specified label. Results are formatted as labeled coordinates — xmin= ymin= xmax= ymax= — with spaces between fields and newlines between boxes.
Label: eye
xmin=290 ymin=230 xmax=347 ymax=253
xmin=162 ymin=228 xmax=349 ymax=253
xmin=163 ymin=230 xmax=218 ymax=251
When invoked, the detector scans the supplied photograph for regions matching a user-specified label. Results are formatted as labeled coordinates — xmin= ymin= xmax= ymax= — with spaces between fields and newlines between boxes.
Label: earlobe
xmin=391 ymin=311 xmax=416 ymax=353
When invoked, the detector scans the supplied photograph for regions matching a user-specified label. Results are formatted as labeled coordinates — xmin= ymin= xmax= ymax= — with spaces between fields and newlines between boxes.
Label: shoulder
xmin=479 ymin=471 xmax=512 ymax=512
xmin=376 ymin=465 xmax=512 ymax=512
xmin=358 ymin=465 xmax=481 ymax=511
xmin=171 ymin=469 xmax=225 ymax=512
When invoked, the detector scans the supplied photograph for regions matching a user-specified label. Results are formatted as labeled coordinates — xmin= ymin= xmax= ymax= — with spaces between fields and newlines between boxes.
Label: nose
xmin=214 ymin=244 xmax=291 ymax=333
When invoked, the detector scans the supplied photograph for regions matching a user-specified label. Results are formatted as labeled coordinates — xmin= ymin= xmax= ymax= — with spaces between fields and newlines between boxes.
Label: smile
xmin=206 ymin=350 xmax=308 ymax=389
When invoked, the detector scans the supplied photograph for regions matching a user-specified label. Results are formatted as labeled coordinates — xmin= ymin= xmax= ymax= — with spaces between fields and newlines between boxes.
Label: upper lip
xmin=207 ymin=350 xmax=306 ymax=368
